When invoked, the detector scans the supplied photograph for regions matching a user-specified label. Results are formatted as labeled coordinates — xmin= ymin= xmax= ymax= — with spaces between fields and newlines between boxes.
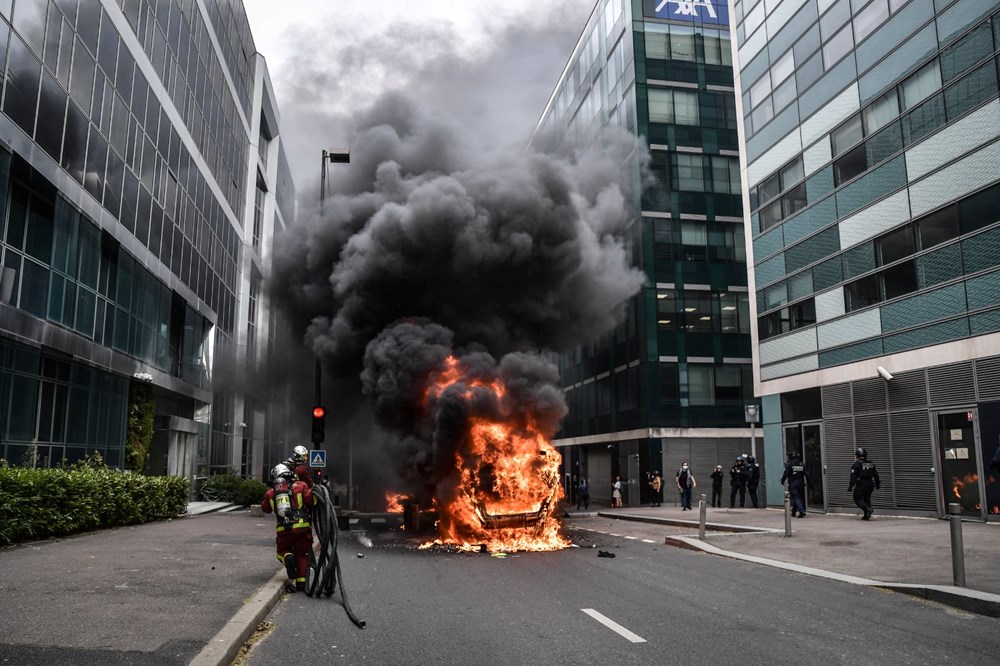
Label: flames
xmin=385 ymin=492 xmax=407 ymax=513
xmin=951 ymin=473 xmax=981 ymax=511
xmin=419 ymin=356 xmax=569 ymax=553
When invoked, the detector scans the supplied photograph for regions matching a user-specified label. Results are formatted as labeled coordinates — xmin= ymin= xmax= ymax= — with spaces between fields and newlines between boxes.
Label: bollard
xmin=784 ymin=491 xmax=792 ymax=537
xmin=948 ymin=503 xmax=966 ymax=587
xmin=698 ymin=493 xmax=707 ymax=539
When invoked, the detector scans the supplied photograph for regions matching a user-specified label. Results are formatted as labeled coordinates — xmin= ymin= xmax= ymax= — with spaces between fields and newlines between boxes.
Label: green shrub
xmin=0 ymin=466 xmax=189 ymax=546
xmin=200 ymin=472 xmax=267 ymax=507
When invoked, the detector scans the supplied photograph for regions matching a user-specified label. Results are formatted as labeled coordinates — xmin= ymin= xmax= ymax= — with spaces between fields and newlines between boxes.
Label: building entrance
xmin=935 ymin=410 xmax=984 ymax=519
xmin=783 ymin=422 xmax=825 ymax=512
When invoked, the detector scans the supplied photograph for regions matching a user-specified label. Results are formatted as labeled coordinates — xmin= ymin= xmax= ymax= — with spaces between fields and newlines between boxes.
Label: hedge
xmin=200 ymin=472 xmax=268 ymax=507
xmin=0 ymin=465 xmax=189 ymax=546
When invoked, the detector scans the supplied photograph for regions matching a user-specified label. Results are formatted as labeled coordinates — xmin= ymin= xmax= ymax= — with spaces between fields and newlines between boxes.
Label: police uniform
xmin=780 ymin=455 xmax=809 ymax=517
xmin=746 ymin=457 xmax=761 ymax=508
xmin=729 ymin=459 xmax=747 ymax=508
xmin=848 ymin=453 xmax=881 ymax=520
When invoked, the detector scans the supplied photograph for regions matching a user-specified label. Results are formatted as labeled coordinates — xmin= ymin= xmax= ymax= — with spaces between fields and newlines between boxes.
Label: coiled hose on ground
xmin=306 ymin=483 xmax=367 ymax=629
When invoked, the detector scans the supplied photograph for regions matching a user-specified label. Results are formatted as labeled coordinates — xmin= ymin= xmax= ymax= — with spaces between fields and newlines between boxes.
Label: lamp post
xmin=744 ymin=403 xmax=760 ymax=459
xmin=317 ymin=148 xmax=350 ymax=503
xmin=320 ymin=148 xmax=350 ymax=213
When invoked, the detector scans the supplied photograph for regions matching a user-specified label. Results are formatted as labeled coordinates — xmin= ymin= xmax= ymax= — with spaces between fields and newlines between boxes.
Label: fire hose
xmin=306 ymin=483 xmax=367 ymax=629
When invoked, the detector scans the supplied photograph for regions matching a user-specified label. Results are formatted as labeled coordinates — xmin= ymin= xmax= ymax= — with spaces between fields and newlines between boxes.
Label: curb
xmin=663 ymin=534 xmax=1000 ymax=618
xmin=189 ymin=567 xmax=286 ymax=666
xmin=596 ymin=511 xmax=779 ymax=534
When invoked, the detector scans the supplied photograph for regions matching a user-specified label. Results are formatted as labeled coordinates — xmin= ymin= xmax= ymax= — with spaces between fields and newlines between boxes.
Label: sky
xmin=242 ymin=0 xmax=594 ymax=190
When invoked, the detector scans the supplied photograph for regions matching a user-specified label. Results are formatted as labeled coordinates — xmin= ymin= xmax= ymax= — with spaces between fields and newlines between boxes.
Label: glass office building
xmin=733 ymin=0 xmax=1000 ymax=519
xmin=534 ymin=0 xmax=757 ymax=507
xmin=0 ymin=0 xmax=296 ymax=488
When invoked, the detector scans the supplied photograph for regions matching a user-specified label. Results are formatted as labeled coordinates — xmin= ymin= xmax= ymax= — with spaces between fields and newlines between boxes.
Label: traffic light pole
xmin=315 ymin=358 xmax=321 ymax=407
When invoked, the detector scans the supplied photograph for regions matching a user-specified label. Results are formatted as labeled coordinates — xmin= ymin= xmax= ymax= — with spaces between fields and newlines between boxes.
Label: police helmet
xmin=271 ymin=463 xmax=292 ymax=481
xmin=748 ymin=456 xmax=756 ymax=464
xmin=855 ymin=447 xmax=868 ymax=459
xmin=292 ymin=445 xmax=308 ymax=463
xmin=735 ymin=456 xmax=743 ymax=464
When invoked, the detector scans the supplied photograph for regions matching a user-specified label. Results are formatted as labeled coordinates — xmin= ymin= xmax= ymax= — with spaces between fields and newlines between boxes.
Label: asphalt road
xmin=246 ymin=517 xmax=1000 ymax=665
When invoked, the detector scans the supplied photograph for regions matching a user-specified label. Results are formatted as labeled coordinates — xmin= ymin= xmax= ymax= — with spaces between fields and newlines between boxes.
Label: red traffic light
xmin=312 ymin=406 xmax=325 ymax=419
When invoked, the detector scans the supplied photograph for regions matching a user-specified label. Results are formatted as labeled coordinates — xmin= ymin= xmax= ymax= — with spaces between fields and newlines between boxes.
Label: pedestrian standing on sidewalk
xmin=611 ymin=475 xmax=623 ymax=508
xmin=676 ymin=462 xmax=696 ymax=510
xmin=649 ymin=472 xmax=663 ymax=507
xmin=710 ymin=465 xmax=724 ymax=507
xmin=746 ymin=456 xmax=761 ymax=508
xmin=780 ymin=451 xmax=809 ymax=517
xmin=848 ymin=447 xmax=880 ymax=520
xmin=729 ymin=457 xmax=747 ymax=508
xmin=577 ymin=477 xmax=590 ymax=511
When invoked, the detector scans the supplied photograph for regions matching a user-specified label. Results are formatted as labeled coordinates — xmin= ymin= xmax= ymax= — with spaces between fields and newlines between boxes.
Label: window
xmin=744 ymin=1 xmax=765 ymax=36
xmin=772 ymin=50 xmax=795 ymax=86
xmin=915 ymin=205 xmax=959 ymax=250
xmin=780 ymin=159 xmax=804 ymax=188
xmin=822 ymin=23 xmax=854 ymax=70
xmin=676 ymin=154 xmax=704 ymax=192
xmin=688 ymin=365 xmax=714 ymax=405
xmin=781 ymin=183 xmax=807 ymax=218
xmin=863 ymin=90 xmax=899 ymax=134
xmin=648 ymin=89 xmax=700 ymax=125
xmin=853 ymin=0 xmax=889 ymax=43
xmin=833 ymin=143 xmax=867 ymax=186
xmin=648 ymin=88 xmax=674 ymax=123
xmin=719 ymin=293 xmax=740 ymax=332
xmin=683 ymin=291 xmax=713 ymax=332
xmin=715 ymin=367 xmax=742 ymax=403
xmin=876 ymin=225 xmax=914 ymax=266
xmin=749 ymin=74 xmax=771 ymax=108
xmin=758 ymin=172 xmax=781 ymax=205
xmin=670 ymin=26 xmax=695 ymax=61
xmin=657 ymin=291 xmax=677 ymax=331
xmin=680 ymin=222 xmax=708 ymax=259
xmin=845 ymin=274 xmax=880 ymax=311
xmin=900 ymin=61 xmax=941 ymax=110
xmin=831 ymin=114 xmax=863 ymax=156
xmin=674 ymin=90 xmax=699 ymax=125
xmin=880 ymin=260 xmax=917 ymax=300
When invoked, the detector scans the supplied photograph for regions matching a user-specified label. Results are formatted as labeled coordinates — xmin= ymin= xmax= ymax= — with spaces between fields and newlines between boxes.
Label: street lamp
xmin=320 ymin=148 xmax=350 ymax=212
xmin=317 ymin=147 xmax=350 ymax=504
xmin=744 ymin=403 xmax=760 ymax=459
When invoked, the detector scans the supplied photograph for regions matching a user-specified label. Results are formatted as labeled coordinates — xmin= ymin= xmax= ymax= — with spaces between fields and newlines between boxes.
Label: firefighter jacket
xmin=261 ymin=480 xmax=316 ymax=532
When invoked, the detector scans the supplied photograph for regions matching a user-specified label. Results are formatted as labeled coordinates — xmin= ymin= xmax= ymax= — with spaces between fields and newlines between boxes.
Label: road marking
xmin=581 ymin=609 xmax=646 ymax=643
xmin=609 ymin=533 xmax=622 ymax=537
xmin=624 ymin=536 xmax=638 ymax=540
xmin=641 ymin=539 xmax=656 ymax=544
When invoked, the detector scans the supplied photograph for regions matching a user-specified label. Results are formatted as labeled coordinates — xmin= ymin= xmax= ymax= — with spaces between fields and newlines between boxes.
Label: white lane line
xmin=624 ymin=536 xmax=638 ymax=540
xmin=641 ymin=539 xmax=656 ymax=544
xmin=581 ymin=609 xmax=647 ymax=643
xmin=609 ymin=533 xmax=622 ymax=537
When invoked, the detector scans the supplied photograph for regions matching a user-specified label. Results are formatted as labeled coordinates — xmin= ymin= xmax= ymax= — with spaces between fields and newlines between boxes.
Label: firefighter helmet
xmin=271 ymin=463 xmax=293 ymax=481
xmin=292 ymin=445 xmax=309 ymax=464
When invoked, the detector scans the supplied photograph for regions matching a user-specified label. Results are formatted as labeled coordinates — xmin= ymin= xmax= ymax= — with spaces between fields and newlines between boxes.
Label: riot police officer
xmin=729 ymin=457 xmax=747 ymax=508
xmin=848 ymin=447 xmax=881 ymax=520
xmin=746 ymin=455 xmax=761 ymax=508
xmin=780 ymin=452 xmax=809 ymax=517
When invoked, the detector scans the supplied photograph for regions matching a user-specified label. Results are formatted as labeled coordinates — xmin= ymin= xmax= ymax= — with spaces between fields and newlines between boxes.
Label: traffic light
xmin=311 ymin=406 xmax=326 ymax=444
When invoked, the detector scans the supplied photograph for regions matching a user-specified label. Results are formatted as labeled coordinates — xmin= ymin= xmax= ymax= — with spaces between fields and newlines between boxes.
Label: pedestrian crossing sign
xmin=310 ymin=450 xmax=326 ymax=467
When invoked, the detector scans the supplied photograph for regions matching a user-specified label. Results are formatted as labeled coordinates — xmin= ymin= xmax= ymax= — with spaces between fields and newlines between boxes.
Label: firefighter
xmin=280 ymin=445 xmax=314 ymax=487
xmin=261 ymin=463 xmax=317 ymax=592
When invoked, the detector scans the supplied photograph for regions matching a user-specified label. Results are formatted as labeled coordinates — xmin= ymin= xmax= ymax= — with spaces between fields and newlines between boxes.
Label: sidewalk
xmin=0 ymin=504 xmax=281 ymax=666
xmin=569 ymin=502 xmax=1000 ymax=616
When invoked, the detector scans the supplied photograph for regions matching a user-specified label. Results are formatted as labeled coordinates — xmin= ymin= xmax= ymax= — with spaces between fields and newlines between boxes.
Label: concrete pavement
xmin=570 ymin=502 xmax=1000 ymax=617
xmin=1 ymin=501 xmax=998 ymax=665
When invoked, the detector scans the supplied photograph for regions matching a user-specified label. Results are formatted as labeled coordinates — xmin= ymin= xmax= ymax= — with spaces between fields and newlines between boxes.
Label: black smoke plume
xmin=268 ymin=92 xmax=646 ymax=504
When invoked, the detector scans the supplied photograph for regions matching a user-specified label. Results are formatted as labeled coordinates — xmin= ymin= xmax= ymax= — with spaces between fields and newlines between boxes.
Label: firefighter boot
xmin=283 ymin=553 xmax=296 ymax=581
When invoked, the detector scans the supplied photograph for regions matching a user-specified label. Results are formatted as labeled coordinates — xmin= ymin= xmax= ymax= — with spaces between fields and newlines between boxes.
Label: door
xmin=783 ymin=422 xmax=826 ymax=512
xmin=936 ymin=410 xmax=984 ymax=519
